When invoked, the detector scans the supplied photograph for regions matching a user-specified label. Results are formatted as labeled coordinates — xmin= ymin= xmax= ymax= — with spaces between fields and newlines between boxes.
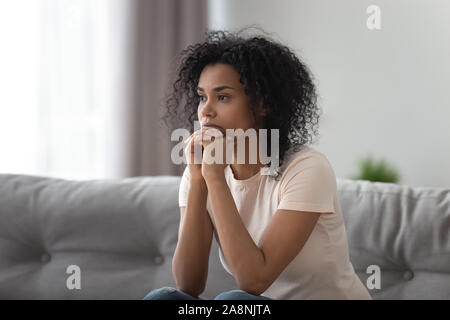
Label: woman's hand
xmin=185 ymin=126 xmax=233 ymax=183
xmin=184 ymin=129 xmax=205 ymax=183
xmin=199 ymin=127 xmax=233 ymax=183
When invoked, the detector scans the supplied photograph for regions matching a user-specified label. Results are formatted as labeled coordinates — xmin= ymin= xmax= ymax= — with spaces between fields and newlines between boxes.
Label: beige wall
xmin=209 ymin=0 xmax=450 ymax=188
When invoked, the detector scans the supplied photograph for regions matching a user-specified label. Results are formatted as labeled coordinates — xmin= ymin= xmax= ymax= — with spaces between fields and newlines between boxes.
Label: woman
xmin=143 ymin=27 xmax=372 ymax=300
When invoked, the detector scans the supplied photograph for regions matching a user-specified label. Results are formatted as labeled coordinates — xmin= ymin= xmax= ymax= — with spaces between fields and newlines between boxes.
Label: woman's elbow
xmin=239 ymin=280 xmax=267 ymax=297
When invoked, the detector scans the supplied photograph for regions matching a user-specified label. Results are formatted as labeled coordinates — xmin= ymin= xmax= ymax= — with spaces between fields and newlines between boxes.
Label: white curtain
xmin=0 ymin=0 xmax=208 ymax=180
xmin=0 ymin=0 xmax=41 ymax=176
xmin=0 ymin=0 xmax=136 ymax=180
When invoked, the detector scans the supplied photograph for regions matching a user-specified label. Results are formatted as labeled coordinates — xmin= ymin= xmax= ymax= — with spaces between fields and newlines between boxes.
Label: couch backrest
xmin=0 ymin=174 xmax=448 ymax=299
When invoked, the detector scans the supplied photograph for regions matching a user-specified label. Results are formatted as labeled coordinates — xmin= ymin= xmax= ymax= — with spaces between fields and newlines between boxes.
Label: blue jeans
xmin=142 ymin=286 xmax=272 ymax=300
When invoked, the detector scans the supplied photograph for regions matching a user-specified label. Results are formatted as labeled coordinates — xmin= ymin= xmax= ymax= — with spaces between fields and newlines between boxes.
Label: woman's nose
xmin=199 ymin=102 xmax=215 ymax=118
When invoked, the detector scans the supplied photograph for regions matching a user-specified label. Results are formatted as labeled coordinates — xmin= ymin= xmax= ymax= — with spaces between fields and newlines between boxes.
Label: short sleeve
xmin=178 ymin=166 xmax=190 ymax=207
xmin=277 ymin=154 xmax=337 ymax=214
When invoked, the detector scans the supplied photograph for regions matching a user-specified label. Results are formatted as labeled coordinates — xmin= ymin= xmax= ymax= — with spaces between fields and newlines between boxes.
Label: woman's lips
xmin=203 ymin=123 xmax=221 ymax=128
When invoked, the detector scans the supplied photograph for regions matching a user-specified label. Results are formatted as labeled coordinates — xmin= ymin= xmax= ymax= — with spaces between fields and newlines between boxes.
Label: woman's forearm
xmin=205 ymin=176 xmax=266 ymax=293
xmin=172 ymin=180 xmax=212 ymax=297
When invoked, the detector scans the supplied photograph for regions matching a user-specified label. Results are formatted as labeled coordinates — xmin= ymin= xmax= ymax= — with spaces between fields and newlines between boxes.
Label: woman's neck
xmin=229 ymin=140 xmax=265 ymax=180
xmin=229 ymin=163 xmax=264 ymax=180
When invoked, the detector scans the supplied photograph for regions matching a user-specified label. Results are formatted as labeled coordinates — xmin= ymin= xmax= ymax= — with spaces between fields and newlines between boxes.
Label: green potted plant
xmin=351 ymin=154 xmax=401 ymax=183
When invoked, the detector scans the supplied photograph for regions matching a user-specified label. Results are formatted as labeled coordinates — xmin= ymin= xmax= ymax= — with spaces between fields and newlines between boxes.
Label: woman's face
xmin=196 ymin=63 xmax=265 ymax=131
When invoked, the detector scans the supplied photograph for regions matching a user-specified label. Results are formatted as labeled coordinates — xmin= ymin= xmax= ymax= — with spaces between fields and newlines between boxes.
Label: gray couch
xmin=0 ymin=173 xmax=449 ymax=300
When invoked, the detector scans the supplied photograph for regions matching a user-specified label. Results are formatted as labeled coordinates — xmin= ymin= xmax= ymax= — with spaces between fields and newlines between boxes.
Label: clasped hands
xmin=184 ymin=126 xmax=234 ymax=181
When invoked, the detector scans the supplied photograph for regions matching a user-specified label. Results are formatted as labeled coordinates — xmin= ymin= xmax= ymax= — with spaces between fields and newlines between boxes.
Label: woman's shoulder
xmin=274 ymin=145 xmax=338 ymax=213
xmin=273 ymin=145 xmax=336 ymax=189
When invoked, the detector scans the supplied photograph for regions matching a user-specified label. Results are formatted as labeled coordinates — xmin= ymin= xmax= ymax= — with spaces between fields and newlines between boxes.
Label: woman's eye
xmin=198 ymin=95 xmax=228 ymax=102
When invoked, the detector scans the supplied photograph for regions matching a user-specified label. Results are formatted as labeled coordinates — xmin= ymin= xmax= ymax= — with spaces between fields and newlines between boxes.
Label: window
xmin=0 ymin=0 xmax=128 ymax=180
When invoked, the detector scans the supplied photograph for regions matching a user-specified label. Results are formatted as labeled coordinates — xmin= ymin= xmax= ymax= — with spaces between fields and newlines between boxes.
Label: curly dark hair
xmin=162 ymin=26 xmax=322 ymax=180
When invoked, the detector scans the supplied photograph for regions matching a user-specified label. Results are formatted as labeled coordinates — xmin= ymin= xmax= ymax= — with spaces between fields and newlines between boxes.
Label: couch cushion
xmin=0 ymin=174 xmax=235 ymax=299
xmin=337 ymin=178 xmax=450 ymax=299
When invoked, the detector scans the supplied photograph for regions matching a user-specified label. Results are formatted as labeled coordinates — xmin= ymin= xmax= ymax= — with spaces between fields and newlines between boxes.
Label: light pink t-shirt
xmin=179 ymin=145 xmax=372 ymax=300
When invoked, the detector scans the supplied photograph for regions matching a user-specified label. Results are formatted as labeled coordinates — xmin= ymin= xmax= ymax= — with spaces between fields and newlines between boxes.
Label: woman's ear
xmin=257 ymin=101 xmax=268 ymax=117
xmin=254 ymin=103 xmax=267 ymax=130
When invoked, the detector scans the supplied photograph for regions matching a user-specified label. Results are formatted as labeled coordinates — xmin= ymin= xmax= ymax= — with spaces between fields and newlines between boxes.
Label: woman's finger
xmin=202 ymin=126 xmax=224 ymax=138
xmin=184 ymin=135 xmax=193 ymax=144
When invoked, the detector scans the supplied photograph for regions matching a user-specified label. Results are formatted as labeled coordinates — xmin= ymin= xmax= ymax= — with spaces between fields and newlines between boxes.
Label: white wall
xmin=209 ymin=0 xmax=450 ymax=188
